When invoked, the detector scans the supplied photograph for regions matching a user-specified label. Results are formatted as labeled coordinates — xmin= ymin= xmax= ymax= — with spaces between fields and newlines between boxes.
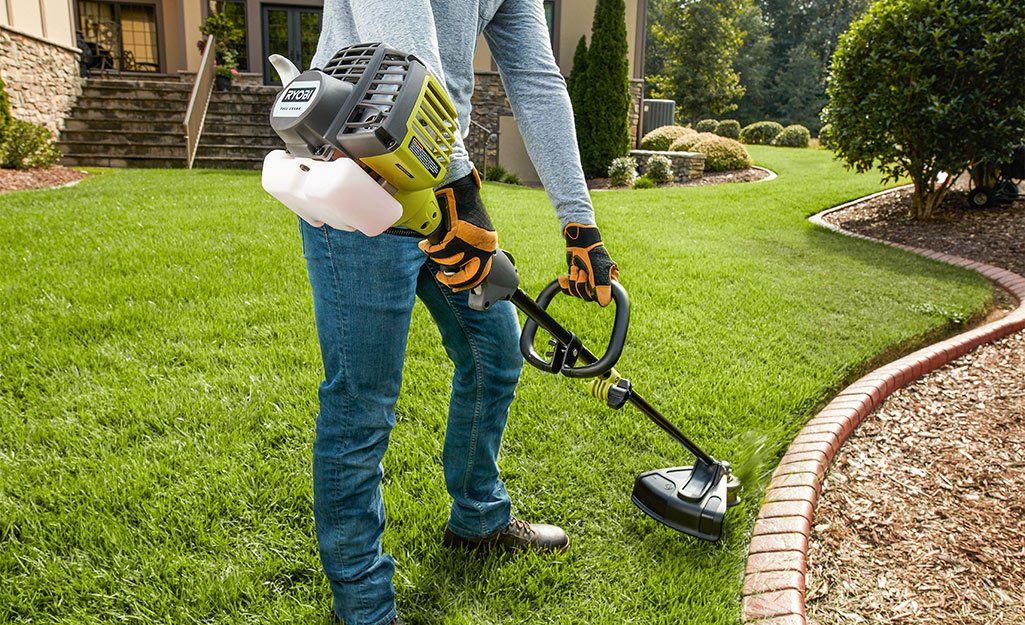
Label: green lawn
xmin=0 ymin=147 xmax=991 ymax=624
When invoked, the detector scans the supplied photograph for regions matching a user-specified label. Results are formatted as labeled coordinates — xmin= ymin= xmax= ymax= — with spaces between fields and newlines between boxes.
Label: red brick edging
xmin=741 ymin=187 xmax=1025 ymax=624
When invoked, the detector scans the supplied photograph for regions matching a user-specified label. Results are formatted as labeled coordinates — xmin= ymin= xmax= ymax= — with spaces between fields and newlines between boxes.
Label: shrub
xmin=608 ymin=156 xmax=638 ymax=187
xmin=0 ymin=119 xmax=62 ymax=169
xmin=695 ymin=119 xmax=718 ymax=133
xmin=485 ymin=165 xmax=508 ymax=181
xmin=817 ymin=123 xmax=835 ymax=150
xmin=770 ymin=124 xmax=811 ymax=148
xmin=633 ymin=176 xmax=656 ymax=189
xmin=0 ymin=77 xmax=11 ymax=135
xmin=740 ymin=121 xmax=783 ymax=145
xmin=579 ymin=0 xmax=631 ymax=178
xmin=824 ymin=0 xmax=1025 ymax=219
xmin=691 ymin=135 xmax=752 ymax=172
xmin=644 ymin=154 xmax=674 ymax=183
xmin=502 ymin=172 xmax=522 ymax=186
xmin=568 ymin=35 xmax=589 ymax=160
xmin=669 ymin=132 xmax=717 ymax=152
xmin=640 ymin=125 xmax=694 ymax=151
xmin=715 ymin=119 xmax=741 ymax=139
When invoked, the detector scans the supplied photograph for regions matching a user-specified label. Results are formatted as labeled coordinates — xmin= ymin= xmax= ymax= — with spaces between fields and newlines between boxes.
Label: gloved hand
xmin=558 ymin=223 xmax=620 ymax=307
xmin=418 ymin=171 xmax=498 ymax=291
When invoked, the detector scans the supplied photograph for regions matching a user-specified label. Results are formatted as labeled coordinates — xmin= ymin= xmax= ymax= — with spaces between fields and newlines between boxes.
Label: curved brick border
xmin=741 ymin=186 xmax=1025 ymax=624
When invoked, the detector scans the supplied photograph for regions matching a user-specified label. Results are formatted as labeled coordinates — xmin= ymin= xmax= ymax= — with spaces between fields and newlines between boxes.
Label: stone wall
xmin=631 ymin=149 xmax=705 ymax=181
xmin=0 ymin=26 xmax=84 ymax=135
xmin=628 ymin=78 xmax=644 ymax=148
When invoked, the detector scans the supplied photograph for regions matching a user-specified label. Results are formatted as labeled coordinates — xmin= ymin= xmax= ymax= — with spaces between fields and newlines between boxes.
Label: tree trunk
xmin=910 ymin=178 xmax=951 ymax=220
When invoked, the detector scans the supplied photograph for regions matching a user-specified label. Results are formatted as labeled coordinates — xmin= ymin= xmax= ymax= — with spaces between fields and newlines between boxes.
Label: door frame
xmin=260 ymin=3 xmax=322 ymax=85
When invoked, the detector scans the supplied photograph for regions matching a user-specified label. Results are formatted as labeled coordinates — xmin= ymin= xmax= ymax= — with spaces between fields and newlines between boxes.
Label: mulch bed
xmin=586 ymin=166 xmax=770 ymax=190
xmin=0 ymin=166 xmax=92 ymax=194
xmin=807 ymin=183 xmax=1025 ymax=625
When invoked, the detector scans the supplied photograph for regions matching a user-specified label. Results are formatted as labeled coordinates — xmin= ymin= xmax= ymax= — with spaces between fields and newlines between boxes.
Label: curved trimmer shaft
xmin=471 ymin=249 xmax=739 ymax=541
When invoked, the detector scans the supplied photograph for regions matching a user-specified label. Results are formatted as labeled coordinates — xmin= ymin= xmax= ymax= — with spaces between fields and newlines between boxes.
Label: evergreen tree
xmin=568 ymin=36 xmax=590 ymax=155
xmin=0 ymin=77 xmax=11 ymax=135
xmin=580 ymin=0 xmax=631 ymax=178
xmin=731 ymin=4 xmax=773 ymax=125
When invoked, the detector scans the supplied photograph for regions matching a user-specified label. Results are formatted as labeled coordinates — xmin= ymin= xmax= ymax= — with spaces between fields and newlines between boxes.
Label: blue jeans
xmin=299 ymin=220 xmax=523 ymax=625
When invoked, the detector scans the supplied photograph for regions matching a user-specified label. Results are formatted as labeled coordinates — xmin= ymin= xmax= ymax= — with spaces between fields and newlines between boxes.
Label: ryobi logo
xmin=272 ymin=81 xmax=320 ymax=118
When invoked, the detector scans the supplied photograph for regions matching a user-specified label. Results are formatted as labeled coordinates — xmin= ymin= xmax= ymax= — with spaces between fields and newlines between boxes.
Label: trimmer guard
xmin=631 ymin=461 xmax=735 ymax=542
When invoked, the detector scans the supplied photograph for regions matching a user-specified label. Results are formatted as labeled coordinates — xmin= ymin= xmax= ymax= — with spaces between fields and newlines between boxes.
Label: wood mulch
xmin=0 ymin=166 xmax=92 ymax=194
xmin=808 ymin=183 xmax=1025 ymax=625
xmin=586 ymin=166 xmax=771 ymax=190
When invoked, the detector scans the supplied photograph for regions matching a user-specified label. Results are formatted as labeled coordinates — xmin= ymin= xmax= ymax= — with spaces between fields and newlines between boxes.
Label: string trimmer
xmin=261 ymin=44 xmax=741 ymax=541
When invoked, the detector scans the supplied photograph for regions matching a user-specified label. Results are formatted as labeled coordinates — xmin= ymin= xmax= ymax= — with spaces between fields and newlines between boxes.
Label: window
xmin=543 ymin=0 xmax=556 ymax=50
xmin=208 ymin=0 xmax=249 ymax=71
xmin=77 ymin=1 xmax=159 ymax=72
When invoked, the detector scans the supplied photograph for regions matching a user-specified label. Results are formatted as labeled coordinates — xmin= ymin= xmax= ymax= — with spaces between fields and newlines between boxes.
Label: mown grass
xmin=0 ymin=147 xmax=991 ymax=624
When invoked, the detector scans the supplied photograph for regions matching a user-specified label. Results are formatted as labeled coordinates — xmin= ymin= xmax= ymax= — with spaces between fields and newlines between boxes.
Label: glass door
xmin=77 ymin=0 xmax=160 ymax=72
xmin=261 ymin=5 xmax=322 ymax=84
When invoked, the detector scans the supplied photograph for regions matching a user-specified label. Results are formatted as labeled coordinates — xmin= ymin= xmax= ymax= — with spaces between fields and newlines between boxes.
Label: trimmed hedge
xmin=695 ymin=119 xmax=718 ymax=133
xmin=740 ymin=121 xmax=783 ymax=145
xmin=669 ymin=132 xmax=717 ymax=152
xmin=691 ymin=135 xmax=752 ymax=172
xmin=1 ymin=119 xmax=62 ymax=169
xmin=770 ymin=124 xmax=811 ymax=148
xmin=640 ymin=124 xmax=695 ymax=151
xmin=644 ymin=154 xmax=674 ymax=183
xmin=608 ymin=156 xmax=638 ymax=187
xmin=817 ymin=123 xmax=835 ymax=150
xmin=715 ymin=119 xmax=741 ymax=140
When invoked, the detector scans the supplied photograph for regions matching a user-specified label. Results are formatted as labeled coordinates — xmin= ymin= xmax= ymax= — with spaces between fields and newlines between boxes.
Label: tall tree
xmin=568 ymin=36 xmax=590 ymax=155
xmin=580 ymin=0 xmax=631 ymax=178
xmin=731 ymin=4 xmax=773 ymax=125
xmin=647 ymin=0 xmax=747 ymax=123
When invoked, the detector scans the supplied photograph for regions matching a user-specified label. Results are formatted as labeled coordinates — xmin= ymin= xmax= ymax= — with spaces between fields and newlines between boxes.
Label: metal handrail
xmin=468 ymin=118 xmax=499 ymax=175
xmin=183 ymin=35 xmax=216 ymax=169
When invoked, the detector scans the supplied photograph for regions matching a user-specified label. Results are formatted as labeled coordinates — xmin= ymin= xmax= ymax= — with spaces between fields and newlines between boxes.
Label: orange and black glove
xmin=418 ymin=171 xmax=498 ymax=291
xmin=558 ymin=223 xmax=620 ymax=307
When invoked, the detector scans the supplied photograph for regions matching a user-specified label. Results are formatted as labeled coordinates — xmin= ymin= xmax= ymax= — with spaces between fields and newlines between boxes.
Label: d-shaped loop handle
xmin=520 ymin=279 xmax=630 ymax=379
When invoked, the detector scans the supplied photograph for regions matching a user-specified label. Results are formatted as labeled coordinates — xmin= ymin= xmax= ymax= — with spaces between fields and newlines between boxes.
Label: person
xmin=301 ymin=1 xmax=620 ymax=624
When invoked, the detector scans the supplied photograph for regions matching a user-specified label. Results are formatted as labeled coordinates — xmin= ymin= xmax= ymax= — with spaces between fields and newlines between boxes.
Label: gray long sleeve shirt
xmin=311 ymin=0 xmax=596 ymax=228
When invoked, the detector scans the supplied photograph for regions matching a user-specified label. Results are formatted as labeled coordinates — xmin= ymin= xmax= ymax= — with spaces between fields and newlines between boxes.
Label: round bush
xmin=633 ymin=176 xmax=656 ymax=189
xmin=817 ymin=123 xmax=835 ymax=150
xmin=607 ymin=156 xmax=638 ymax=187
xmin=0 ymin=119 xmax=61 ymax=169
xmin=644 ymin=153 xmax=674 ymax=183
xmin=640 ymin=125 xmax=695 ymax=151
xmin=691 ymin=135 xmax=753 ymax=172
xmin=714 ymin=119 xmax=741 ymax=140
xmin=669 ymin=132 xmax=717 ymax=152
xmin=695 ymin=119 xmax=718 ymax=133
xmin=770 ymin=124 xmax=811 ymax=148
xmin=740 ymin=121 xmax=784 ymax=145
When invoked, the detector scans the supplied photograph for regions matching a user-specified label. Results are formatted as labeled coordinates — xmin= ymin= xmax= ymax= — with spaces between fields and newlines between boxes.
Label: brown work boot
xmin=443 ymin=518 xmax=570 ymax=554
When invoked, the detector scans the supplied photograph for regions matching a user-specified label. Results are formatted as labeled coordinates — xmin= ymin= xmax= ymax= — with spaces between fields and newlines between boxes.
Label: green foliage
xmin=647 ymin=0 xmax=746 ymax=122
xmin=767 ymin=44 xmax=826 ymax=134
xmin=824 ymin=0 xmax=1025 ymax=219
xmin=0 ymin=119 xmax=61 ymax=169
xmin=502 ymin=171 xmax=522 ymax=186
xmin=199 ymin=12 xmax=243 ymax=48
xmin=568 ymin=35 xmax=589 ymax=156
xmin=692 ymin=135 xmax=753 ymax=171
xmin=0 ymin=77 xmax=11 ymax=134
xmin=639 ymin=124 xmax=693 ymax=151
xmin=607 ymin=155 xmax=638 ymax=187
xmin=715 ymin=119 xmax=742 ymax=139
xmin=695 ymin=119 xmax=719 ymax=133
xmin=817 ymin=123 xmax=835 ymax=150
xmin=740 ymin=121 xmax=783 ymax=145
xmin=0 ymin=157 xmax=993 ymax=625
xmin=632 ymin=176 xmax=656 ymax=189
xmin=770 ymin=124 xmax=810 ymax=148
xmin=580 ymin=0 xmax=631 ymax=178
xmin=644 ymin=153 xmax=674 ymax=183
xmin=730 ymin=4 xmax=773 ymax=124
xmin=485 ymin=165 xmax=508 ymax=181
xmin=670 ymin=131 xmax=717 ymax=152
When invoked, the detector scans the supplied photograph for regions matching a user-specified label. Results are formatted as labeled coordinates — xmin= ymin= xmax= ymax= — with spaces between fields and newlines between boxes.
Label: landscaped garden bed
xmin=0 ymin=147 xmax=998 ymax=624
xmin=0 ymin=165 xmax=91 ymax=194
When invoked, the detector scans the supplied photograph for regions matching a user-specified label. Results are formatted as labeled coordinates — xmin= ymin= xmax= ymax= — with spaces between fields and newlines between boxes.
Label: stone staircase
xmin=59 ymin=76 xmax=282 ymax=169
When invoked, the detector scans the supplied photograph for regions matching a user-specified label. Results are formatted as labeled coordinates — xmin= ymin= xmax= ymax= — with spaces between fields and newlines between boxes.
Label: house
xmin=1 ymin=0 xmax=648 ymax=180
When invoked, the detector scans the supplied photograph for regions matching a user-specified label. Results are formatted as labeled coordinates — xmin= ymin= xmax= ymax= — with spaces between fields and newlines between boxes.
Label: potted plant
xmin=213 ymin=48 xmax=238 ymax=90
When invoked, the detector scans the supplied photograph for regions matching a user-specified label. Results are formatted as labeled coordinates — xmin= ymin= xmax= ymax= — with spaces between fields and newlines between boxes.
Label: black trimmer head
xmin=632 ymin=459 xmax=741 ymax=542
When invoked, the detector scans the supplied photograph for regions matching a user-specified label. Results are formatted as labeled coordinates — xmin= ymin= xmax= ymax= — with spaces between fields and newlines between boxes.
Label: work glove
xmin=418 ymin=171 xmax=498 ymax=291
xmin=558 ymin=223 xmax=620 ymax=307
